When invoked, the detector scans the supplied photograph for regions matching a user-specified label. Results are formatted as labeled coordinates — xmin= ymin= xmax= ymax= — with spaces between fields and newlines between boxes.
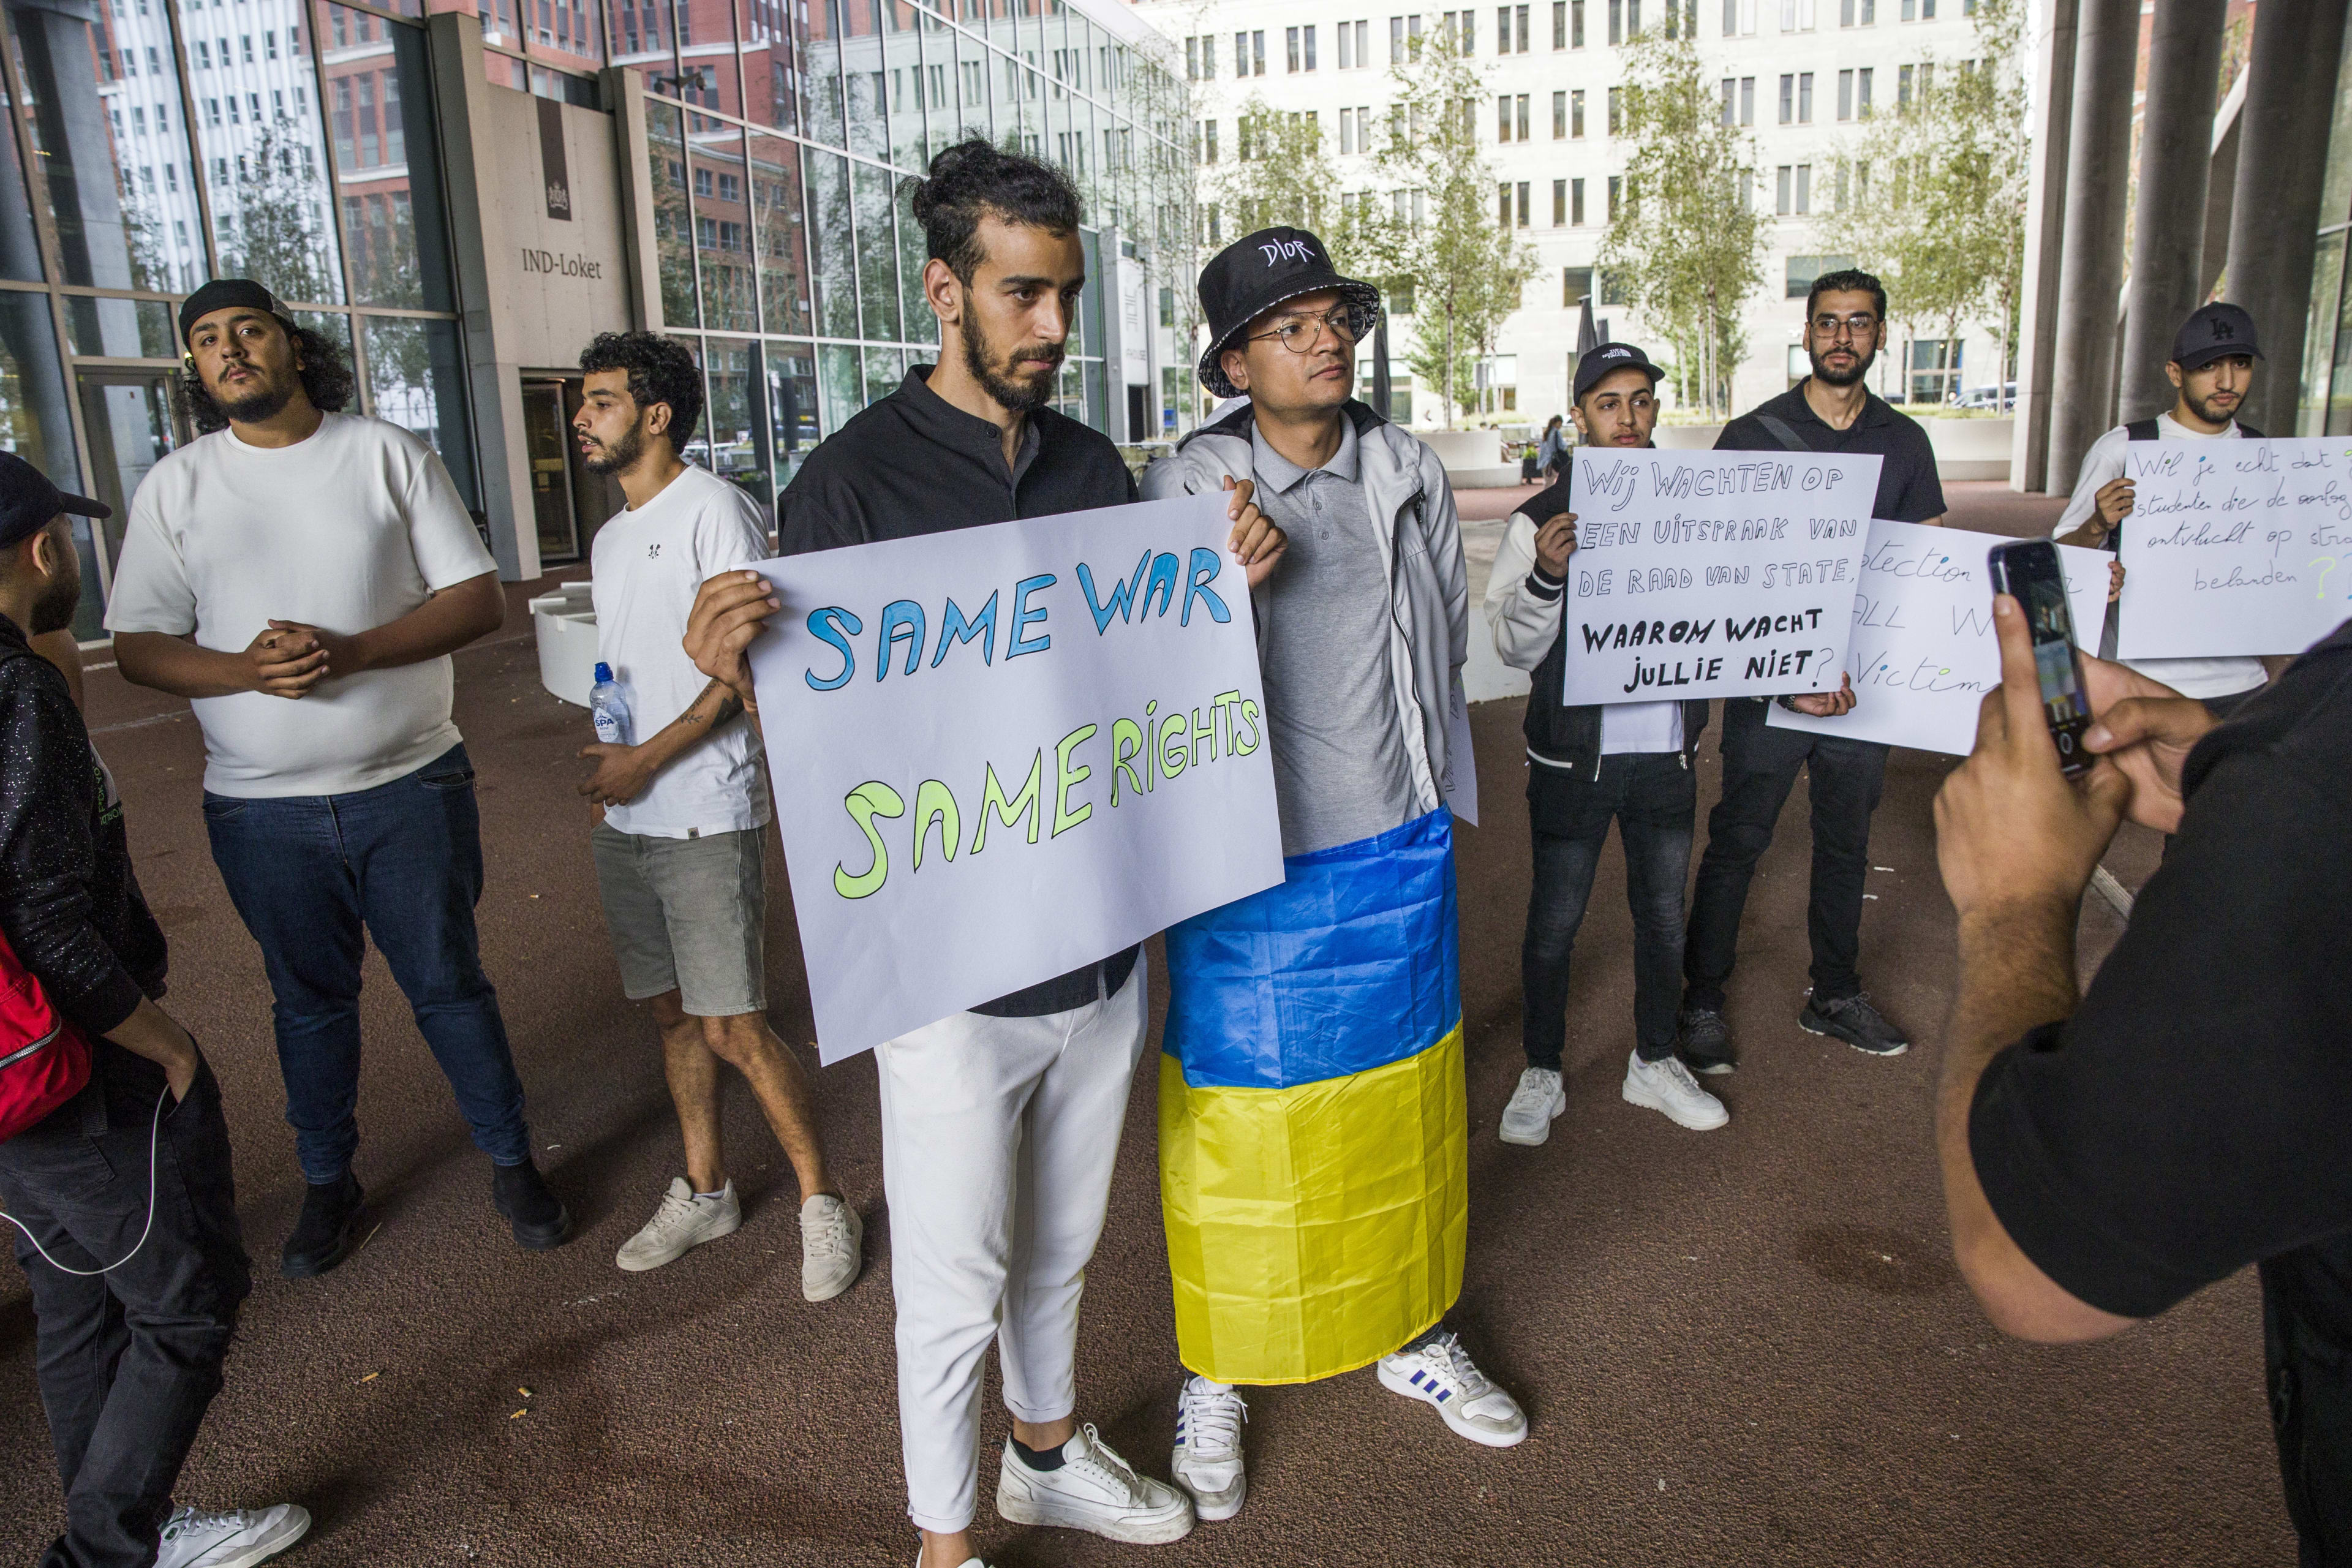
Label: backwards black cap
xmin=0 ymin=451 xmax=107 ymax=552
xmin=178 ymin=279 xmax=297 ymax=351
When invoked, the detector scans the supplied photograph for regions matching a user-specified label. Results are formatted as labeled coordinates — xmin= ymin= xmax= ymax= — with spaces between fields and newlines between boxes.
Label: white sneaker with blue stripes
xmin=1376 ymin=1333 xmax=1528 ymax=1448
xmin=1170 ymin=1374 xmax=1249 ymax=1520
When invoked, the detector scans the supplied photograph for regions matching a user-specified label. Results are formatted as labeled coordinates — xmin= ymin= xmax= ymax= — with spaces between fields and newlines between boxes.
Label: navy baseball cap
xmin=1194 ymin=227 xmax=1383 ymax=399
xmin=1574 ymin=341 xmax=1663 ymax=401
xmin=0 ymin=451 xmax=106 ymax=551
xmin=2171 ymin=302 xmax=2261 ymax=370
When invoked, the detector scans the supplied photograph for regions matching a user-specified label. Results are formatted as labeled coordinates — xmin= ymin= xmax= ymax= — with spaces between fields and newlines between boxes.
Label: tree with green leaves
xmin=1814 ymin=0 xmax=2027 ymax=405
xmin=217 ymin=121 xmax=341 ymax=307
xmin=1596 ymin=29 xmax=1766 ymax=418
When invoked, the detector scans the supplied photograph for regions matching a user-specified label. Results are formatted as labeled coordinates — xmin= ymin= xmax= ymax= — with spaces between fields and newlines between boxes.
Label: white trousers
xmin=875 ymin=966 xmax=1150 ymax=1534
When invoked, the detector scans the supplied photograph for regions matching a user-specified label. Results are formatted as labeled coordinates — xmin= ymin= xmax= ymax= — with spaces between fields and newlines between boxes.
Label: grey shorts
xmin=590 ymin=823 xmax=768 ymax=1017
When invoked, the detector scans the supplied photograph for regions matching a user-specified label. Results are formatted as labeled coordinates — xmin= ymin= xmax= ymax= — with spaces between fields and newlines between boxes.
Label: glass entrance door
xmin=72 ymin=370 xmax=186 ymax=643
xmin=521 ymin=380 xmax=581 ymax=565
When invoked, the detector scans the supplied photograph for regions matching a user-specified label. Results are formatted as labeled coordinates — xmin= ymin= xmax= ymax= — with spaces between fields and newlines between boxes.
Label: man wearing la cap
xmin=1140 ymin=227 xmax=1523 ymax=1525
xmin=0 ymin=453 xmax=310 ymax=1568
xmin=1488 ymin=343 xmax=1732 ymax=1145
xmin=2052 ymin=301 xmax=2275 ymax=715
xmin=107 ymin=279 xmax=571 ymax=1279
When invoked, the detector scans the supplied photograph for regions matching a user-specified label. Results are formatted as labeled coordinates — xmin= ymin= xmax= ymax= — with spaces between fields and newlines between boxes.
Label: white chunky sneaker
xmin=995 ymin=1423 xmax=1196 ymax=1544
xmin=616 ymin=1177 xmax=741 ymax=1272
xmin=1621 ymin=1049 xmax=1729 ymax=1131
xmin=153 ymin=1504 xmax=311 ymax=1568
xmin=801 ymin=1193 xmax=864 ymax=1302
xmin=1498 ymin=1066 xmax=1566 ymax=1146
xmin=1170 ymin=1374 xmax=1249 ymax=1521
xmin=1376 ymin=1333 xmax=1529 ymax=1448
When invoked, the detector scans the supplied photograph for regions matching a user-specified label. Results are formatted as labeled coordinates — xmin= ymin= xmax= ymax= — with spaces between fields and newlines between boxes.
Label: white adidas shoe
xmin=1621 ymin=1050 xmax=1729 ymax=1131
xmin=995 ymin=1423 xmax=1195 ymax=1544
xmin=1170 ymin=1374 xmax=1249 ymax=1521
xmin=616 ymin=1177 xmax=741 ymax=1272
xmin=153 ymin=1504 xmax=311 ymax=1568
xmin=1498 ymin=1066 xmax=1566 ymax=1145
xmin=1376 ymin=1332 xmax=1528 ymax=1448
xmin=801 ymin=1193 xmax=863 ymax=1302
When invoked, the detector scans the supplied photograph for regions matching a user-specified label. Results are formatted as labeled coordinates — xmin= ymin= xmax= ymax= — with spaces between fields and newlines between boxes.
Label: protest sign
xmin=747 ymin=494 xmax=1285 ymax=1062
xmin=1769 ymin=521 xmax=2110 ymax=755
xmin=2116 ymin=436 xmax=2352 ymax=659
xmin=1558 ymin=449 xmax=1882 ymax=706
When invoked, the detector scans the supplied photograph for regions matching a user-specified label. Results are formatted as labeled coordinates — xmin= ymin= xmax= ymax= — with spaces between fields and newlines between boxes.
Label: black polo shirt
xmin=1716 ymin=380 xmax=1947 ymax=524
xmin=777 ymin=364 xmax=1141 ymax=1019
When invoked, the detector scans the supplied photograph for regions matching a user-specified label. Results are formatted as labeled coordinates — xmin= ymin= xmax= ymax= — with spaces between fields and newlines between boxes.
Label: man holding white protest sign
xmin=1487 ymin=343 xmax=1728 ymax=1141
xmin=1681 ymin=269 xmax=1941 ymax=1069
xmin=1140 ymin=225 xmax=1523 ymax=1521
xmin=679 ymin=141 xmax=1282 ymax=1568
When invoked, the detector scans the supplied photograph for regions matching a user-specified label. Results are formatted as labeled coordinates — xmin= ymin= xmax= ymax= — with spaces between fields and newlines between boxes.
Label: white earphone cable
xmin=0 ymin=1088 xmax=168 ymax=1277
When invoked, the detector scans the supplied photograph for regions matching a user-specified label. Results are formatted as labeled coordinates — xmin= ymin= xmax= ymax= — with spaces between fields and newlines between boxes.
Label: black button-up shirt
xmin=777 ymin=366 xmax=1141 ymax=1019
xmin=1716 ymin=380 xmax=1948 ymax=524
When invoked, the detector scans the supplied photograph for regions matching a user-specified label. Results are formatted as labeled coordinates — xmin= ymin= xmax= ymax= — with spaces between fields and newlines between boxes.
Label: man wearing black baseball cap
xmin=2052 ymin=300 xmax=2273 ymax=714
xmin=1488 ymin=342 xmax=1735 ymax=1144
xmin=0 ymin=452 xmax=311 ymax=1568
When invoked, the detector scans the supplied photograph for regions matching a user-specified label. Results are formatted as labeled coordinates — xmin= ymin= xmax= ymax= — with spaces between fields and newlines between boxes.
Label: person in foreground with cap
xmin=107 ymin=280 xmax=571 ymax=1277
xmin=2052 ymin=301 xmax=2276 ymax=717
xmin=1678 ymin=268 xmax=1934 ymax=1077
xmin=0 ymin=454 xmax=311 ymax=1568
xmin=1488 ymin=344 xmax=1728 ymax=1144
xmin=1139 ymin=226 xmax=1521 ymax=1525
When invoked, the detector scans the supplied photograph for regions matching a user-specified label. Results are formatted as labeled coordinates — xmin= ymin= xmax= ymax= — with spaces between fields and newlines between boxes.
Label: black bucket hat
xmin=1194 ymin=227 xmax=1383 ymax=400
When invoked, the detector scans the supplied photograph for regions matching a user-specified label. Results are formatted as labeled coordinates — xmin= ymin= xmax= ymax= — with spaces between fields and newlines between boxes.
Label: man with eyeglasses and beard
xmin=1678 ymin=269 xmax=1945 ymax=1076
xmin=680 ymin=141 xmax=1281 ymax=1568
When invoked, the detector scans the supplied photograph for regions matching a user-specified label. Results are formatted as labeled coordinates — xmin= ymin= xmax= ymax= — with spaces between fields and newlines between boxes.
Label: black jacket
xmin=0 ymin=616 xmax=166 ymax=1036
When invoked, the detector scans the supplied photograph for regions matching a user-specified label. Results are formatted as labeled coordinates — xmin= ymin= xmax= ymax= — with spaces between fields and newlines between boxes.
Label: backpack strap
xmin=1755 ymin=413 xmax=1817 ymax=453
xmin=2124 ymin=418 xmax=2162 ymax=442
xmin=2236 ymin=421 xmax=2264 ymax=440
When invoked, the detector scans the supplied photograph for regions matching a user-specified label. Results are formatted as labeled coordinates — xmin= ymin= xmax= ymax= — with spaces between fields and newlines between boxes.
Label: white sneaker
xmin=1376 ymin=1332 xmax=1529 ymax=1448
xmin=616 ymin=1177 xmax=741 ymax=1272
xmin=995 ymin=1422 xmax=1196 ymax=1544
xmin=801 ymin=1193 xmax=863 ymax=1302
xmin=1621 ymin=1050 xmax=1729 ymax=1131
xmin=154 ymin=1504 xmax=311 ymax=1568
xmin=1170 ymin=1374 xmax=1249 ymax=1521
xmin=1498 ymin=1066 xmax=1566 ymax=1146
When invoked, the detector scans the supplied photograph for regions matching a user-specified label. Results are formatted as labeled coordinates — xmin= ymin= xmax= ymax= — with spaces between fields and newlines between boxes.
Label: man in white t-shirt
xmin=2053 ymin=302 xmax=2273 ymax=714
xmin=571 ymin=331 xmax=860 ymax=1300
xmin=107 ymin=279 xmax=571 ymax=1278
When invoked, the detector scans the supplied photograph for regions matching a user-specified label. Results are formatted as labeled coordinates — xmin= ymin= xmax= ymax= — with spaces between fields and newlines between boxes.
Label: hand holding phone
xmin=1985 ymin=540 xmax=2093 ymax=779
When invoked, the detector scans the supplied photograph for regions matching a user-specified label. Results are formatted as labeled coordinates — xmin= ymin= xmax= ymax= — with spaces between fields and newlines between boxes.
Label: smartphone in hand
xmin=1986 ymin=539 xmax=2094 ymax=779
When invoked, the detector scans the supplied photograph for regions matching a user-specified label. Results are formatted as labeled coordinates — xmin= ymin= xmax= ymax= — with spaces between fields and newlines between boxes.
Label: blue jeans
xmin=1521 ymin=751 xmax=1696 ymax=1069
xmin=203 ymin=742 xmax=532 ymax=1183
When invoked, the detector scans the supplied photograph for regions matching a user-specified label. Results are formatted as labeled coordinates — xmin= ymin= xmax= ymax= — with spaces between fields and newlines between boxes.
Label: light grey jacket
xmin=1140 ymin=399 xmax=1472 ymax=821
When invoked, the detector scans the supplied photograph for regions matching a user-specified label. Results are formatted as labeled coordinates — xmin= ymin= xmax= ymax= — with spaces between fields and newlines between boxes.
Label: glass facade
xmin=2304 ymin=26 xmax=2352 ymax=435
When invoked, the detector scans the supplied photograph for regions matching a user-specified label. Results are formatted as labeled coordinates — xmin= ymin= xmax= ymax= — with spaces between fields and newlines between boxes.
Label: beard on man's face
xmin=28 ymin=537 xmax=81 ymax=637
xmin=581 ymin=421 xmax=646 ymax=476
xmin=211 ymin=364 xmax=299 ymax=424
xmin=960 ymin=311 xmax=1063 ymax=413
xmin=2184 ymin=386 xmax=2240 ymax=426
xmin=1809 ymin=341 xmax=1875 ymax=388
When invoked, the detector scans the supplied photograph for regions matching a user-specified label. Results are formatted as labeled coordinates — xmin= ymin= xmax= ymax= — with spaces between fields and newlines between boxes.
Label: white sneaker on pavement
xmin=153 ymin=1504 xmax=310 ymax=1568
xmin=616 ymin=1177 xmax=741 ymax=1272
xmin=911 ymin=1558 xmax=988 ymax=1568
xmin=1376 ymin=1333 xmax=1528 ymax=1448
xmin=995 ymin=1422 xmax=1196 ymax=1544
xmin=801 ymin=1193 xmax=863 ymax=1302
xmin=1498 ymin=1067 xmax=1566 ymax=1146
xmin=1170 ymin=1374 xmax=1249 ymax=1521
xmin=1621 ymin=1049 xmax=1729 ymax=1131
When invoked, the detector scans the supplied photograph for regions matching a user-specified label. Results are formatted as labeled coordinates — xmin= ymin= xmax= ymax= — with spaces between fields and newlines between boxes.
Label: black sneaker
xmin=1798 ymin=992 xmax=1910 ymax=1056
xmin=1677 ymin=1008 xmax=1737 ymax=1076
xmin=281 ymin=1172 xmax=366 ymax=1280
xmin=491 ymin=1159 xmax=573 ymax=1251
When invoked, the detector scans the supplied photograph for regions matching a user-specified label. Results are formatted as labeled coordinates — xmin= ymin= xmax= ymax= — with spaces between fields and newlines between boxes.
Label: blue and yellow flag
xmin=1158 ymin=809 xmax=1467 ymax=1385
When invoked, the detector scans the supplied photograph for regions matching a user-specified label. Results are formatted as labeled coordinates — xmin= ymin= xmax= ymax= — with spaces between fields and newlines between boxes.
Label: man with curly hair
xmin=107 ymin=279 xmax=571 ymax=1277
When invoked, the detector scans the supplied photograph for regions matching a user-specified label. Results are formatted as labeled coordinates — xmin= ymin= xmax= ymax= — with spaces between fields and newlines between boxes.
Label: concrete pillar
xmin=2010 ymin=0 xmax=2078 ymax=493
xmin=2046 ymin=0 xmax=2141 ymax=490
xmin=2223 ymin=0 xmax=2352 ymax=435
xmin=2117 ymin=0 xmax=2229 ymax=424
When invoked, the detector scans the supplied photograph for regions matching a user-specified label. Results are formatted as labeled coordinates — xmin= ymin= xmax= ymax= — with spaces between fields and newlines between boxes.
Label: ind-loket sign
xmin=519 ymin=249 xmax=605 ymax=279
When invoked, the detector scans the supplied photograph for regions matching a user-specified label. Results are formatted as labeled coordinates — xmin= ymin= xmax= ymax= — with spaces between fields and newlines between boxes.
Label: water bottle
xmin=590 ymin=662 xmax=633 ymax=745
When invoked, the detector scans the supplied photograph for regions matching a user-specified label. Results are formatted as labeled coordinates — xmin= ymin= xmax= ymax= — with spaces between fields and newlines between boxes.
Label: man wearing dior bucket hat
xmin=1141 ymin=228 xmax=1521 ymax=1525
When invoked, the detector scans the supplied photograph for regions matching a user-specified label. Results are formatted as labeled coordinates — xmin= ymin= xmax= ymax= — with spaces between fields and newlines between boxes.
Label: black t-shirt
xmin=777 ymin=366 xmax=1142 ymax=1019
xmin=1716 ymin=381 xmax=1947 ymax=524
xmin=1969 ymin=618 xmax=2352 ymax=1322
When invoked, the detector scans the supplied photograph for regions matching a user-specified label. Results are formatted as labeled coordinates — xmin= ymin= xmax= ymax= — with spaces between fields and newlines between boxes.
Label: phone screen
xmin=1989 ymin=541 xmax=2093 ymax=777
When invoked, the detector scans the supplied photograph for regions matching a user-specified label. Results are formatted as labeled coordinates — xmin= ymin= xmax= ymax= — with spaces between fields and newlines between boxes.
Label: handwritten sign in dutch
xmin=2116 ymin=437 xmax=2352 ymax=659
xmin=1768 ymin=521 xmax=2111 ymax=756
xmin=1559 ymin=450 xmax=1882 ymax=707
xmin=746 ymin=494 xmax=1285 ymax=1061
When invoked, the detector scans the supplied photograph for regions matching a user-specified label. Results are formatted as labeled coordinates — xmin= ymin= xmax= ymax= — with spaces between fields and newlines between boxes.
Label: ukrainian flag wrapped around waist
xmin=1158 ymin=807 xmax=1466 ymax=1385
